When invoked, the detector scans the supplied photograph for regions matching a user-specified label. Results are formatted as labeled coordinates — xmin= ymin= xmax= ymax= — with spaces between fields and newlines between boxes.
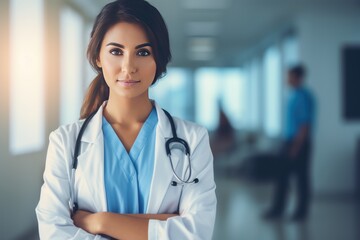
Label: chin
xmin=114 ymin=90 xmax=149 ymax=100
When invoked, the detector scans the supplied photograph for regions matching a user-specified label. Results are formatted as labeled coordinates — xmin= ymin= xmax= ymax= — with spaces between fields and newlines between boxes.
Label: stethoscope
xmin=70 ymin=108 xmax=199 ymax=213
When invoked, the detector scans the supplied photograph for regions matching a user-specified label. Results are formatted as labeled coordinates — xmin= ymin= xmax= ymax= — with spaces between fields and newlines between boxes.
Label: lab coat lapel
xmin=76 ymin=103 xmax=107 ymax=212
xmin=147 ymin=102 xmax=180 ymax=214
xmin=75 ymin=101 xmax=180 ymax=214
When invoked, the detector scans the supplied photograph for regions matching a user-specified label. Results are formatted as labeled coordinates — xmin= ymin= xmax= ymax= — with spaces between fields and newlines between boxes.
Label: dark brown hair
xmin=80 ymin=0 xmax=171 ymax=119
xmin=289 ymin=64 xmax=306 ymax=79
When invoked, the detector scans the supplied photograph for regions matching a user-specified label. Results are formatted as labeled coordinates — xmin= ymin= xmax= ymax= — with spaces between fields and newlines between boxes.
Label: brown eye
xmin=110 ymin=48 xmax=122 ymax=56
xmin=137 ymin=49 xmax=151 ymax=56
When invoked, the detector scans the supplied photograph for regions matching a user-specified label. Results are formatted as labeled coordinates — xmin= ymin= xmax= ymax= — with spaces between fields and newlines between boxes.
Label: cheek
xmin=141 ymin=59 xmax=157 ymax=77
xmin=101 ymin=57 xmax=120 ymax=76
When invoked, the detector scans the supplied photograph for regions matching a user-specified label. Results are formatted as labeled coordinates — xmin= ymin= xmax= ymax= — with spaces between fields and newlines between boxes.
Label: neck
xmin=293 ymin=85 xmax=302 ymax=90
xmin=104 ymin=92 xmax=153 ymax=126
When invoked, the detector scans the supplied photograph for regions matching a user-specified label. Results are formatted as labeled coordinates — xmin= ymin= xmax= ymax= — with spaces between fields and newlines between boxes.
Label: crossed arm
xmin=37 ymin=129 xmax=216 ymax=240
xmin=73 ymin=210 xmax=177 ymax=240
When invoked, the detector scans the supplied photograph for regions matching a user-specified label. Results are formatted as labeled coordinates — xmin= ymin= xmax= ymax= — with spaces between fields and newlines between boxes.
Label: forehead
xmin=102 ymin=22 xmax=149 ymax=46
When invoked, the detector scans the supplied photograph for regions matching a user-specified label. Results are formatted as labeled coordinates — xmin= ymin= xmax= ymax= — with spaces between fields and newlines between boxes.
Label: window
xmin=60 ymin=7 xmax=84 ymax=125
xmin=246 ymin=59 xmax=261 ymax=130
xmin=263 ymin=46 xmax=282 ymax=137
xmin=195 ymin=68 xmax=245 ymax=131
xmin=282 ymin=35 xmax=299 ymax=67
xmin=195 ymin=68 xmax=221 ymax=131
xmin=84 ymin=23 xmax=96 ymax=89
xmin=220 ymin=69 xmax=246 ymax=129
xmin=149 ymin=68 xmax=192 ymax=120
xmin=9 ymin=0 xmax=45 ymax=155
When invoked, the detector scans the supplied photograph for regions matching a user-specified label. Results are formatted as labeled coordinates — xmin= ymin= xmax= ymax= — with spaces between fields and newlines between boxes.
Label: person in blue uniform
xmin=263 ymin=64 xmax=315 ymax=221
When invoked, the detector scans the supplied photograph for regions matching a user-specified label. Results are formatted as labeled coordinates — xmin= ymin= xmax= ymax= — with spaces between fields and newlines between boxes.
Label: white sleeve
xmin=148 ymin=129 xmax=217 ymax=240
xmin=35 ymin=131 xmax=106 ymax=240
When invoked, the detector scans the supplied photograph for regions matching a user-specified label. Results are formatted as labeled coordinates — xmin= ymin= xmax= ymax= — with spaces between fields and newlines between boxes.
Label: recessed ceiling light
xmin=187 ymin=21 xmax=220 ymax=36
xmin=188 ymin=37 xmax=216 ymax=61
xmin=182 ymin=0 xmax=229 ymax=9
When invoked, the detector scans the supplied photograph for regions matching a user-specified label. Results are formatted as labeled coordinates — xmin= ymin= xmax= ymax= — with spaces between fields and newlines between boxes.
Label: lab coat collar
xmin=75 ymin=102 xmax=107 ymax=212
xmin=153 ymin=101 xmax=171 ymax=138
xmin=80 ymin=102 xmax=106 ymax=144
xmin=80 ymin=101 xmax=172 ymax=144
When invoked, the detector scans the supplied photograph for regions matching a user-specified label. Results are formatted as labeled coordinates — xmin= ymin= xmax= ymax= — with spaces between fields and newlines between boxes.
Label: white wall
xmin=296 ymin=6 xmax=360 ymax=195
xmin=0 ymin=1 xmax=62 ymax=239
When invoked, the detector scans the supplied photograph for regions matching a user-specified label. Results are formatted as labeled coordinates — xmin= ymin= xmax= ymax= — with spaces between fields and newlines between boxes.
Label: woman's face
xmin=97 ymin=22 xmax=156 ymax=99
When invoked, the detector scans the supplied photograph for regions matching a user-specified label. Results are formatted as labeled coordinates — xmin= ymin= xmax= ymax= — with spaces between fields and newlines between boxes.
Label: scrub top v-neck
xmin=102 ymin=107 xmax=158 ymax=214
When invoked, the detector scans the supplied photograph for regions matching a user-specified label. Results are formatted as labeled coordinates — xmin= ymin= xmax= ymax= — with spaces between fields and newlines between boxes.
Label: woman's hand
xmin=72 ymin=210 xmax=102 ymax=235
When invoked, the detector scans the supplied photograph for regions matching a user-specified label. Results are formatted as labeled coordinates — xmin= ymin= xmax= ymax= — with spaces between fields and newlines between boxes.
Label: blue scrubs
xmin=102 ymin=107 xmax=158 ymax=214
xmin=284 ymin=87 xmax=315 ymax=140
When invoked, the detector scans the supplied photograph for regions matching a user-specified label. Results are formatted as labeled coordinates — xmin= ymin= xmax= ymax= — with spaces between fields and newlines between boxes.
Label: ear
xmin=96 ymin=59 xmax=102 ymax=68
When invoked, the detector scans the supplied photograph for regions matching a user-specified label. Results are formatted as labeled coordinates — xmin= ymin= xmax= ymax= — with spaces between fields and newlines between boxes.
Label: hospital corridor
xmin=1 ymin=0 xmax=360 ymax=239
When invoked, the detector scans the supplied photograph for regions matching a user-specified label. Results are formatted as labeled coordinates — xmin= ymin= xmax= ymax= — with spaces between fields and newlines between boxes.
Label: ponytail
xmin=80 ymin=74 xmax=109 ymax=119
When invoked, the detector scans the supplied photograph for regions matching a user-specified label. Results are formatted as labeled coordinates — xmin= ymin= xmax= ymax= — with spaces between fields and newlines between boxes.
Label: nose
xmin=121 ymin=54 xmax=137 ymax=74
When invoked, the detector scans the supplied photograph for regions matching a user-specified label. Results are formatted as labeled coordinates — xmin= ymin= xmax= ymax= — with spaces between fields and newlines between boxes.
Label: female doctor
xmin=35 ymin=0 xmax=216 ymax=239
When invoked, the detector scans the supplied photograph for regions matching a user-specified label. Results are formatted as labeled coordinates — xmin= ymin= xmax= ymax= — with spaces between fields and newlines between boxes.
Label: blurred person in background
xmin=210 ymin=103 xmax=237 ymax=158
xmin=263 ymin=64 xmax=316 ymax=221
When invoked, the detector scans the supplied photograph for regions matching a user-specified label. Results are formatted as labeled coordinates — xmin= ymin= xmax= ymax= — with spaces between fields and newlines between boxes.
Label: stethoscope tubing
xmin=168 ymin=153 xmax=192 ymax=183
xmin=70 ymin=107 xmax=199 ymax=213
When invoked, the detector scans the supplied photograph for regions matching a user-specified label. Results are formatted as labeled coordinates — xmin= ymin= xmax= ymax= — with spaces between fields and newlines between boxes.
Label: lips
xmin=116 ymin=79 xmax=140 ymax=87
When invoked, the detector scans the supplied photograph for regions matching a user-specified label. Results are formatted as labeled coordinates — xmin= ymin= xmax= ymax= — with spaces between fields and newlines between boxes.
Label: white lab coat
xmin=36 ymin=101 xmax=217 ymax=240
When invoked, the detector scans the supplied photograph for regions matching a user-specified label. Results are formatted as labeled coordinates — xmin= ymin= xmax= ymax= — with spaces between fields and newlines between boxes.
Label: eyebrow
xmin=105 ymin=42 xmax=152 ymax=49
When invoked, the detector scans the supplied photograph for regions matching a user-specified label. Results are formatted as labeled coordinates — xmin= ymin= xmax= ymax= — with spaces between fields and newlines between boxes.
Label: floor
xmin=212 ymin=171 xmax=360 ymax=240
xmin=27 ymin=166 xmax=360 ymax=240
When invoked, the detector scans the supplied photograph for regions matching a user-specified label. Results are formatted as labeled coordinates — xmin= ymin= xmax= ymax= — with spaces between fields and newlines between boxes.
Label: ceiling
xmin=71 ymin=0 xmax=360 ymax=67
